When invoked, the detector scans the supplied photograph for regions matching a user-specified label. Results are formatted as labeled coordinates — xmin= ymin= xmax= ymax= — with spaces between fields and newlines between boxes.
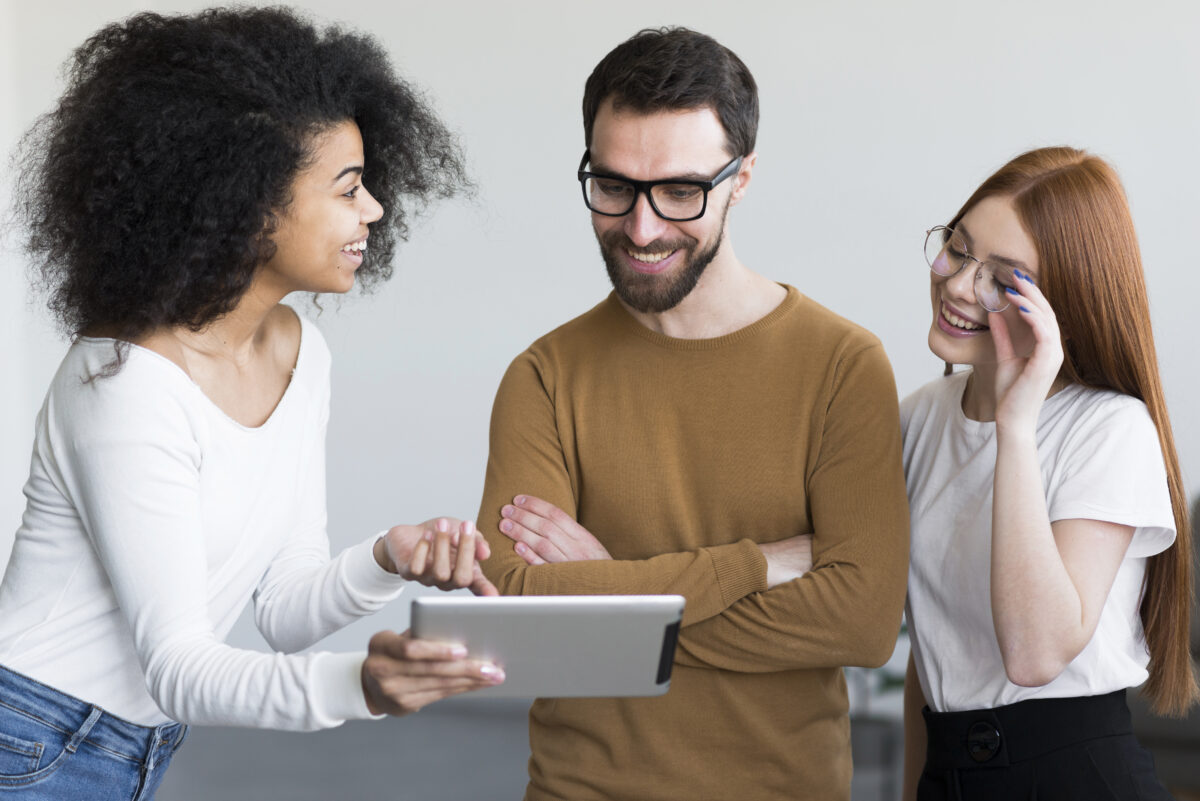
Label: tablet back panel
xmin=410 ymin=595 xmax=685 ymax=698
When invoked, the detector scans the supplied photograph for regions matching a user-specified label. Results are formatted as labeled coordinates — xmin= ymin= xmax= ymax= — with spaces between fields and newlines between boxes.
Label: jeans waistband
xmin=0 ymin=663 xmax=186 ymax=764
xmin=922 ymin=690 xmax=1131 ymax=771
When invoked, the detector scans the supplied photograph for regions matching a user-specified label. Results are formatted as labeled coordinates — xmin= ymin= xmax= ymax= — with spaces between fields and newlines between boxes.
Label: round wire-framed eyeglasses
xmin=924 ymin=225 xmax=1016 ymax=313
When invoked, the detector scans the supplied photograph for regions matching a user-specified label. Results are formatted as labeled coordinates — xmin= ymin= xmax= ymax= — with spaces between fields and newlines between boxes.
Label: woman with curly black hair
xmin=0 ymin=8 xmax=502 ymax=798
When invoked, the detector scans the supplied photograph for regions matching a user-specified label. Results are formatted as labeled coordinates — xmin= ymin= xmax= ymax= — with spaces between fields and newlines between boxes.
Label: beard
xmin=596 ymin=205 xmax=728 ymax=314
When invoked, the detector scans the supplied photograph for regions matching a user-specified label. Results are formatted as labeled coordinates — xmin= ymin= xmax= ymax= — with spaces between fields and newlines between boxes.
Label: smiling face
xmin=587 ymin=101 xmax=750 ymax=313
xmin=257 ymin=120 xmax=384 ymax=298
xmin=929 ymin=194 xmax=1040 ymax=367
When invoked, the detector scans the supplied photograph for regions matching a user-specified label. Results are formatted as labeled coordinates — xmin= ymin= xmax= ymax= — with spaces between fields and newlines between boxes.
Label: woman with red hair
xmin=901 ymin=147 xmax=1195 ymax=799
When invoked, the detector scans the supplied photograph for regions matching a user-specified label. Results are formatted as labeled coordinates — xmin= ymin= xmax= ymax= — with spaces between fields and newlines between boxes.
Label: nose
xmin=360 ymin=184 xmax=384 ymax=224
xmin=622 ymin=192 xmax=668 ymax=247
xmin=940 ymin=260 xmax=981 ymax=307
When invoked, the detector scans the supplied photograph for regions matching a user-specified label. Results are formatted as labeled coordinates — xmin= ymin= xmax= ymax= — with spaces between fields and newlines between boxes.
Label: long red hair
xmin=949 ymin=146 xmax=1197 ymax=716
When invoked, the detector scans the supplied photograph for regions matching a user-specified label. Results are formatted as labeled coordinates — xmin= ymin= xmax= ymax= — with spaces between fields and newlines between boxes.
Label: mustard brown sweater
xmin=479 ymin=286 xmax=909 ymax=801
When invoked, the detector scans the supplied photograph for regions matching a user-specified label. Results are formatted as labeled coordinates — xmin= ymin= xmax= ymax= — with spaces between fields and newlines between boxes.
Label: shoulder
xmin=43 ymin=338 xmax=208 ymax=456
xmin=1041 ymin=385 xmax=1164 ymax=474
xmin=503 ymin=295 xmax=621 ymax=379
xmin=901 ymin=373 xmax=965 ymax=419
xmin=783 ymin=290 xmax=886 ymax=354
xmin=1040 ymin=385 xmax=1159 ymax=459
xmin=527 ymin=295 xmax=623 ymax=352
xmin=1050 ymin=384 xmax=1151 ymax=427
xmin=776 ymin=291 xmax=898 ymax=393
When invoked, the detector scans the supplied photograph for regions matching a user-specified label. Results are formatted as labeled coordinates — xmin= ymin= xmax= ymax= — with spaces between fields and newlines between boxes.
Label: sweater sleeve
xmin=672 ymin=343 xmax=910 ymax=670
xmin=60 ymin=373 xmax=379 ymax=730
xmin=478 ymin=351 xmax=768 ymax=626
xmin=252 ymin=382 xmax=407 ymax=653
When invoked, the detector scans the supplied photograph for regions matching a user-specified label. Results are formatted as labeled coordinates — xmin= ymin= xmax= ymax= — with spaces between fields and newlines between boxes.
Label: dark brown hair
xmin=582 ymin=27 xmax=758 ymax=157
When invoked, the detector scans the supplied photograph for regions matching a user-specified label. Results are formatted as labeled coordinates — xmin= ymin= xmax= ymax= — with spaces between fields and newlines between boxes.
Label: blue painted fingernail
xmin=1019 ymin=305 xmax=1031 ymax=312
xmin=1021 ymin=272 xmax=1035 ymax=284
xmin=1013 ymin=269 xmax=1024 ymax=280
xmin=1005 ymin=287 xmax=1019 ymax=295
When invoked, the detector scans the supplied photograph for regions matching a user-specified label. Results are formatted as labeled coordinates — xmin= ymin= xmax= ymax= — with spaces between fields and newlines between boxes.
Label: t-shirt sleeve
xmin=1047 ymin=397 xmax=1176 ymax=558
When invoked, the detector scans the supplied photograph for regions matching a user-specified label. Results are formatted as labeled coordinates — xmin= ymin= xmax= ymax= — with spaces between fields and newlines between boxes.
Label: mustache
xmin=599 ymin=230 xmax=696 ymax=253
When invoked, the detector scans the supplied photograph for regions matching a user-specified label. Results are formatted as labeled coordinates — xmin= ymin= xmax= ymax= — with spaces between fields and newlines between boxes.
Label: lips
xmin=341 ymin=237 xmax=367 ymax=268
xmin=936 ymin=302 xmax=988 ymax=338
xmin=623 ymin=246 xmax=680 ymax=274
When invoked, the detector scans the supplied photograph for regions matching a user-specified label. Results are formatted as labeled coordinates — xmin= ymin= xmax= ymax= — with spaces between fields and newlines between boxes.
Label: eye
xmin=990 ymin=264 xmax=1017 ymax=287
xmin=343 ymin=185 xmax=360 ymax=199
xmin=594 ymin=179 xmax=632 ymax=197
xmin=660 ymin=185 xmax=702 ymax=201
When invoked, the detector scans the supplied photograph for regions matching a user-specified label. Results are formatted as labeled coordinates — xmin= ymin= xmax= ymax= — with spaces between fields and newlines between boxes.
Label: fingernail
xmin=515 ymin=542 xmax=526 ymax=554
xmin=1005 ymin=287 xmax=1018 ymax=295
xmin=1019 ymin=305 xmax=1031 ymax=312
xmin=464 ymin=520 xmax=476 ymax=534
xmin=481 ymin=665 xmax=505 ymax=681
xmin=500 ymin=520 xmax=512 ymax=533
xmin=450 ymin=645 xmax=468 ymax=658
xmin=436 ymin=518 xmax=449 ymax=533
xmin=514 ymin=496 xmax=526 ymax=506
xmin=423 ymin=531 xmax=434 ymax=542
xmin=1022 ymin=272 xmax=1035 ymax=284
xmin=500 ymin=505 xmax=512 ymax=518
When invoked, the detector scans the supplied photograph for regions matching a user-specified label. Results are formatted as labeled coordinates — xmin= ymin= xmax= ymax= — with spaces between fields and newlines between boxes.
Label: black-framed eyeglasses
xmin=577 ymin=150 xmax=743 ymax=222
xmin=924 ymin=225 xmax=1015 ymax=313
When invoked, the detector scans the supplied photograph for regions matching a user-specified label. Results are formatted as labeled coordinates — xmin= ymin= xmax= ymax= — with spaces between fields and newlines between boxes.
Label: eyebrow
xmin=588 ymin=160 xmax=714 ymax=183
xmin=332 ymin=165 xmax=364 ymax=184
xmin=955 ymin=223 xmax=1032 ymax=273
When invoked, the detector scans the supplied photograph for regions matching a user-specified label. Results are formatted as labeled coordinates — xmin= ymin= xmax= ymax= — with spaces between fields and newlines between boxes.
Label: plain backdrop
xmin=2 ymin=0 xmax=1198 ymax=661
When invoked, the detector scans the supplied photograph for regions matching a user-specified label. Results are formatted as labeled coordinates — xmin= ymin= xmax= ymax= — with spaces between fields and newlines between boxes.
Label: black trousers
xmin=918 ymin=690 xmax=1174 ymax=801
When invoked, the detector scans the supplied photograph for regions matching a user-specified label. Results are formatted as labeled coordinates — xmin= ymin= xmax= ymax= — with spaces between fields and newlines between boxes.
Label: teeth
xmin=341 ymin=239 xmax=367 ymax=254
xmin=625 ymin=248 xmax=672 ymax=264
xmin=942 ymin=305 xmax=984 ymax=331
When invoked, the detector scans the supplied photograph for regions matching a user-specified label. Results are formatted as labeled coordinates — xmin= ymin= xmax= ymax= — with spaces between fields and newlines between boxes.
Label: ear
xmin=729 ymin=151 xmax=757 ymax=207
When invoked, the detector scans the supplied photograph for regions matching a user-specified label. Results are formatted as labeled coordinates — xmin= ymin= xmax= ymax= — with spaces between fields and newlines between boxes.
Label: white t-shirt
xmin=0 ymin=313 xmax=407 ymax=729
xmin=901 ymin=371 xmax=1175 ymax=713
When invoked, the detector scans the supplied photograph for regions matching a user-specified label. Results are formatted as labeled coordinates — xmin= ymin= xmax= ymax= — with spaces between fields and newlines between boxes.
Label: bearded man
xmin=477 ymin=26 xmax=910 ymax=801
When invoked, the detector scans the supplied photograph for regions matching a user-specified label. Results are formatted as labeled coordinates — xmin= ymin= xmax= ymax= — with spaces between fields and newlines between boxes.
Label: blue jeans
xmin=0 ymin=664 xmax=187 ymax=800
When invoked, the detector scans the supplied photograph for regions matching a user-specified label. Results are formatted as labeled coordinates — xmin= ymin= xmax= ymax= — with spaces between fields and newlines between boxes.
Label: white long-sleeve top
xmin=0 ymin=313 xmax=407 ymax=729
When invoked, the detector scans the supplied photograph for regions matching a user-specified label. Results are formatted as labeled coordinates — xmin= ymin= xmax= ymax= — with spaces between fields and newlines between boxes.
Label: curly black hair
xmin=14 ymin=6 xmax=468 ymax=340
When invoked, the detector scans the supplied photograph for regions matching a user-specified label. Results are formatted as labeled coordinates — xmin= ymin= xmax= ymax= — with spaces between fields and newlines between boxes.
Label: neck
xmin=621 ymin=241 xmax=786 ymax=339
xmin=172 ymin=277 xmax=284 ymax=365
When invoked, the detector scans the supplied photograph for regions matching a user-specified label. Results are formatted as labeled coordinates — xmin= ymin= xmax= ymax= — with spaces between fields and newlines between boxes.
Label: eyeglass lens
xmin=583 ymin=177 xmax=706 ymax=220
xmin=924 ymin=227 xmax=1013 ymax=313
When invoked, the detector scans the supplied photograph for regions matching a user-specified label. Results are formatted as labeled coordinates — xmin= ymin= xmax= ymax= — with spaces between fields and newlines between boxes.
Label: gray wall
xmin=3 ymin=0 xmax=1199 ymax=660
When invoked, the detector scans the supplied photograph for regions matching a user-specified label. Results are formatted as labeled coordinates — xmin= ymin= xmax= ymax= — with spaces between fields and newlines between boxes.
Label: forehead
xmin=958 ymin=195 xmax=1039 ymax=272
xmin=298 ymin=121 xmax=364 ymax=183
xmin=589 ymin=100 xmax=731 ymax=180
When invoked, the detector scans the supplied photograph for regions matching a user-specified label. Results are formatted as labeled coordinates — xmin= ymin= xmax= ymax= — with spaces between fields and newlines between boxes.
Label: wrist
xmin=994 ymin=419 xmax=1038 ymax=444
xmin=372 ymin=535 xmax=397 ymax=574
xmin=361 ymin=659 xmax=383 ymax=715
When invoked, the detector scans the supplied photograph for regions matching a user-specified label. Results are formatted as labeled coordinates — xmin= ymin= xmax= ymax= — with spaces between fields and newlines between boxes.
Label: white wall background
xmin=2 ymin=0 xmax=1198 ymax=656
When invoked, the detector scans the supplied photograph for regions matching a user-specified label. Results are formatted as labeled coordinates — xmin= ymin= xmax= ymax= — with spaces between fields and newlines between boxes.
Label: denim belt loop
xmin=65 ymin=705 xmax=104 ymax=754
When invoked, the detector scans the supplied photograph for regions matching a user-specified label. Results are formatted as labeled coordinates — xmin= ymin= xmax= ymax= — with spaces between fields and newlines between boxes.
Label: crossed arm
xmin=477 ymin=344 xmax=910 ymax=673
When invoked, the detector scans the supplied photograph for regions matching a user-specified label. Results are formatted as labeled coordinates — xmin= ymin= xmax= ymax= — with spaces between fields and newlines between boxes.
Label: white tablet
xmin=409 ymin=594 xmax=685 ymax=699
